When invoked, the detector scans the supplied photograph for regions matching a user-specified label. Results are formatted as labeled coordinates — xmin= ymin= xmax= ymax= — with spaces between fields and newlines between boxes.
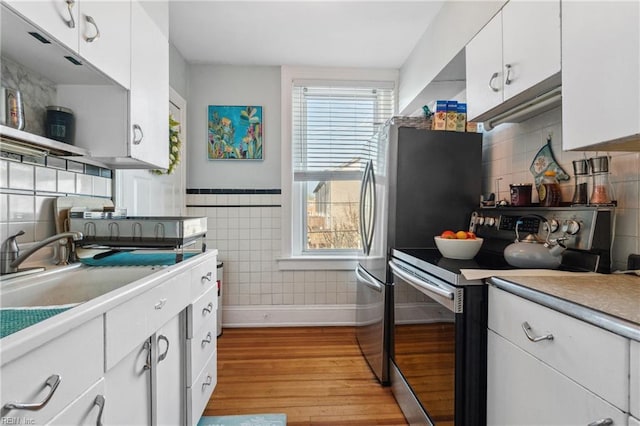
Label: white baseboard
xmin=221 ymin=304 xmax=356 ymax=327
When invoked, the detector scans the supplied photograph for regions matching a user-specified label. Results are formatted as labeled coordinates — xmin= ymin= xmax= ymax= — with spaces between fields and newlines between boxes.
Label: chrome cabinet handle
xmin=132 ymin=124 xmax=144 ymax=145
xmin=84 ymin=15 xmax=100 ymax=43
xmin=143 ymin=340 xmax=152 ymax=371
xmin=522 ymin=321 xmax=554 ymax=342
xmin=488 ymin=71 xmax=500 ymax=92
xmin=154 ymin=298 xmax=167 ymax=310
xmin=94 ymin=395 xmax=105 ymax=426
xmin=588 ymin=419 xmax=614 ymax=426
xmin=65 ymin=0 xmax=75 ymax=29
xmin=201 ymin=271 xmax=212 ymax=282
xmin=202 ymin=302 xmax=214 ymax=315
xmin=201 ymin=332 xmax=213 ymax=347
xmin=504 ymin=64 xmax=513 ymax=85
xmin=157 ymin=335 xmax=170 ymax=363
xmin=3 ymin=374 xmax=62 ymax=410
xmin=202 ymin=375 xmax=212 ymax=391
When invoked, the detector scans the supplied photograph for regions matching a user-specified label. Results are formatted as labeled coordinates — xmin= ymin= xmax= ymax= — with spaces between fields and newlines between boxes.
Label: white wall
xmin=186 ymin=65 xmax=281 ymax=189
xmin=169 ymin=43 xmax=189 ymax=100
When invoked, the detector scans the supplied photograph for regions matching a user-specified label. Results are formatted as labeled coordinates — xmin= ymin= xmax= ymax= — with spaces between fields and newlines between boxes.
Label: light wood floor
xmin=204 ymin=326 xmax=408 ymax=425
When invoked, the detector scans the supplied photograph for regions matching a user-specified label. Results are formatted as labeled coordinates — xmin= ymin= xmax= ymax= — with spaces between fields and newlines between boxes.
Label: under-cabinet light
xmin=0 ymin=140 xmax=48 ymax=157
xmin=484 ymin=87 xmax=562 ymax=131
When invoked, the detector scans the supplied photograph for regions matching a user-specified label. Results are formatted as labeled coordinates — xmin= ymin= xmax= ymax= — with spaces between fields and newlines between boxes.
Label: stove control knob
xmin=548 ymin=219 xmax=559 ymax=233
xmin=564 ymin=220 xmax=581 ymax=235
xmin=477 ymin=216 xmax=485 ymax=226
xmin=486 ymin=217 xmax=496 ymax=227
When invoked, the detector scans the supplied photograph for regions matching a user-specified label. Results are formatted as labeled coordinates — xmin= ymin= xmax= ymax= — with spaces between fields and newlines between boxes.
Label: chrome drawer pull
xmin=202 ymin=375 xmax=212 ymax=391
xmin=202 ymin=302 xmax=214 ymax=315
xmin=4 ymin=374 xmax=61 ymax=410
xmin=588 ymin=419 xmax=613 ymax=426
xmin=94 ymin=395 xmax=105 ymax=426
xmin=522 ymin=321 xmax=554 ymax=342
xmin=201 ymin=271 xmax=212 ymax=282
xmin=201 ymin=332 xmax=213 ymax=347
xmin=154 ymin=298 xmax=167 ymax=310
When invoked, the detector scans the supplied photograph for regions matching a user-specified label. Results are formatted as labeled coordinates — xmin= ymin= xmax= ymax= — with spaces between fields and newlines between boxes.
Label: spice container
xmin=45 ymin=106 xmax=75 ymax=144
xmin=538 ymin=170 xmax=562 ymax=207
xmin=589 ymin=156 xmax=615 ymax=205
xmin=571 ymin=159 xmax=589 ymax=205
xmin=509 ymin=183 xmax=532 ymax=206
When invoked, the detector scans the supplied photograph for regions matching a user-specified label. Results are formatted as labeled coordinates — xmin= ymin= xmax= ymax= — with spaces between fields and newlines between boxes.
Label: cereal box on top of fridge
xmin=445 ymin=100 xmax=458 ymax=131
xmin=432 ymin=100 xmax=447 ymax=131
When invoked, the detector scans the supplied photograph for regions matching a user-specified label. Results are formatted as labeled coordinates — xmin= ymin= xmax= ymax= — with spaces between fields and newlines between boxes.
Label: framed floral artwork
xmin=207 ymin=105 xmax=263 ymax=160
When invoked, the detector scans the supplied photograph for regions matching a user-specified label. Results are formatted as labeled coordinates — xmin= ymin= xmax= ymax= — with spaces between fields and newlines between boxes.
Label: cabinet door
xmin=47 ymin=379 xmax=106 ymax=426
xmin=78 ymin=0 xmax=131 ymax=89
xmin=104 ymin=339 xmax=152 ymax=425
xmin=129 ymin=0 xmax=169 ymax=169
xmin=487 ymin=331 xmax=627 ymax=426
xmin=562 ymin=1 xmax=640 ymax=150
xmin=465 ymin=11 xmax=503 ymax=121
xmin=501 ymin=0 xmax=560 ymax=101
xmin=4 ymin=0 xmax=79 ymax=52
xmin=155 ymin=315 xmax=184 ymax=426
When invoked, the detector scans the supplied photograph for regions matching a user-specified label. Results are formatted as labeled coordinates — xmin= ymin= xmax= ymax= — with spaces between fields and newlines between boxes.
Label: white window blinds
xmin=292 ymin=80 xmax=394 ymax=182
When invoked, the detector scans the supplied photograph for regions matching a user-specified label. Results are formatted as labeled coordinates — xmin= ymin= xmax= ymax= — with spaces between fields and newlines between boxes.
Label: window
xmin=292 ymin=81 xmax=394 ymax=254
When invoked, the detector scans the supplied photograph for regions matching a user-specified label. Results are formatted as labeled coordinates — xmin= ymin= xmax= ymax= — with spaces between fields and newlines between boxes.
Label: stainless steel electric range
xmin=389 ymin=206 xmax=614 ymax=426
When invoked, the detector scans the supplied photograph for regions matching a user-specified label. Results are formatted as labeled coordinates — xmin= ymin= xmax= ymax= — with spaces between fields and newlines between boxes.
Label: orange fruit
xmin=456 ymin=230 xmax=468 ymax=239
xmin=440 ymin=230 xmax=456 ymax=239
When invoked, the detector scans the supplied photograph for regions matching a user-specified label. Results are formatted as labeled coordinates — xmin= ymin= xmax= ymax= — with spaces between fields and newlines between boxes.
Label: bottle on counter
xmin=538 ymin=170 xmax=562 ymax=207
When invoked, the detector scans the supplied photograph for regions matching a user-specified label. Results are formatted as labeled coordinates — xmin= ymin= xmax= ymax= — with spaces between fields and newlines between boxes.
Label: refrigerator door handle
xmin=366 ymin=161 xmax=376 ymax=254
xmin=359 ymin=160 xmax=372 ymax=255
xmin=356 ymin=265 xmax=383 ymax=293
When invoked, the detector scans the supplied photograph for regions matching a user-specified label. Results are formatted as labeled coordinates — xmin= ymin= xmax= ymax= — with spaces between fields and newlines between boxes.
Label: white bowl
xmin=434 ymin=236 xmax=484 ymax=260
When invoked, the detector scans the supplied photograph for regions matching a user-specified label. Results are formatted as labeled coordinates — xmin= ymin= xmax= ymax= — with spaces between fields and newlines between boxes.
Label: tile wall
xmin=482 ymin=107 xmax=640 ymax=271
xmin=0 ymin=55 xmax=113 ymax=246
xmin=186 ymin=191 xmax=357 ymax=307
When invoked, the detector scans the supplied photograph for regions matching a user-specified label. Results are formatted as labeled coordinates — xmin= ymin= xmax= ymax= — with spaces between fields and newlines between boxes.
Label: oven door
xmin=389 ymin=259 xmax=463 ymax=425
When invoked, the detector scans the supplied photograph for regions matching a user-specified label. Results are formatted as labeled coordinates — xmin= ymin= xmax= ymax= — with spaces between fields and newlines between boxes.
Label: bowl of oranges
xmin=434 ymin=230 xmax=483 ymax=260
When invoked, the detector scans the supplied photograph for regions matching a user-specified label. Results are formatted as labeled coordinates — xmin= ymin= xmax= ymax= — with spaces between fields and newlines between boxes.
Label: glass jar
xmin=571 ymin=159 xmax=589 ymax=205
xmin=538 ymin=170 xmax=562 ymax=207
xmin=589 ymin=156 xmax=615 ymax=205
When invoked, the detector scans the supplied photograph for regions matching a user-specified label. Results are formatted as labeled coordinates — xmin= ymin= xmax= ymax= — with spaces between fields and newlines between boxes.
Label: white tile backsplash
xmin=8 ymin=162 xmax=34 ymax=190
xmin=188 ymin=192 xmax=356 ymax=308
xmin=57 ymin=170 xmax=76 ymax=193
xmin=35 ymin=166 xmax=57 ymax=192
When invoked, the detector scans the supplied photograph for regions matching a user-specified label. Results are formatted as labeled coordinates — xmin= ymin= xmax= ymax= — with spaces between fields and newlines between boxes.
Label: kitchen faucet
xmin=1 ymin=230 xmax=84 ymax=275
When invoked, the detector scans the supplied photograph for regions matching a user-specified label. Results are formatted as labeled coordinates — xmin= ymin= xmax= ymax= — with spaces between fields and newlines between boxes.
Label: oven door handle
xmin=356 ymin=265 xmax=383 ymax=293
xmin=389 ymin=260 xmax=454 ymax=300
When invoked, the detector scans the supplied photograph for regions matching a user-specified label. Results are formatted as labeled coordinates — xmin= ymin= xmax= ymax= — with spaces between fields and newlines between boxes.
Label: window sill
xmin=277 ymin=256 xmax=358 ymax=271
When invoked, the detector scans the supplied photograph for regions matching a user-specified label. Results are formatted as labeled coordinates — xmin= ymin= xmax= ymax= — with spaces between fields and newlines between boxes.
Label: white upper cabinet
xmin=562 ymin=1 xmax=640 ymax=151
xmin=465 ymin=0 xmax=561 ymax=122
xmin=4 ymin=0 xmax=79 ymax=52
xmin=129 ymin=0 xmax=169 ymax=169
xmin=78 ymin=1 xmax=131 ymax=89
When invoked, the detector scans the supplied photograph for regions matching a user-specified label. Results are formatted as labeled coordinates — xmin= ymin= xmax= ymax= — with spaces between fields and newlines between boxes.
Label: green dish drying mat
xmin=80 ymin=252 xmax=198 ymax=267
xmin=1 ymin=306 xmax=74 ymax=338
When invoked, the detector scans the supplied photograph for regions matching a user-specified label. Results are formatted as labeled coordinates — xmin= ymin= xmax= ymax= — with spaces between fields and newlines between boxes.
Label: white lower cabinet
xmin=155 ymin=314 xmax=184 ymax=426
xmin=630 ymin=417 xmax=640 ymax=426
xmin=47 ymin=379 xmax=106 ymax=425
xmin=0 ymin=317 xmax=103 ymax=425
xmin=632 ymin=340 xmax=640 ymax=419
xmin=487 ymin=285 xmax=632 ymax=426
xmin=104 ymin=338 xmax=153 ymax=425
xmin=487 ymin=331 xmax=627 ymax=426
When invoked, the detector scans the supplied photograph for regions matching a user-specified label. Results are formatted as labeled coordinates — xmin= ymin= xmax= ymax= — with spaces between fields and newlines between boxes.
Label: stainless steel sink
xmin=1 ymin=263 xmax=163 ymax=308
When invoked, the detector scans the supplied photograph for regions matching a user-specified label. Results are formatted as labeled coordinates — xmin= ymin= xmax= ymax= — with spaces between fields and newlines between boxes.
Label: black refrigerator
xmin=355 ymin=121 xmax=483 ymax=385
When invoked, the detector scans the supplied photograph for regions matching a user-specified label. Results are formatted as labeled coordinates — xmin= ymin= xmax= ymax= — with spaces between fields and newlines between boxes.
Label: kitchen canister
xmin=1 ymin=87 xmax=25 ymax=130
xmin=45 ymin=106 xmax=75 ymax=144
xmin=509 ymin=183 xmax=532 ymax=206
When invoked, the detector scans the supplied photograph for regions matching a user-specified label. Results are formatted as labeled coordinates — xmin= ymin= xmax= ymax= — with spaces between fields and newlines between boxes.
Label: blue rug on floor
xmin=198 ymin=414 xmax=286 ymax=426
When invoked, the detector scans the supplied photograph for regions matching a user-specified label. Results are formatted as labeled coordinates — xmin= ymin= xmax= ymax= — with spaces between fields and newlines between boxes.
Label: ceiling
xmin=168 ymin=1 xmax=445 ymax=68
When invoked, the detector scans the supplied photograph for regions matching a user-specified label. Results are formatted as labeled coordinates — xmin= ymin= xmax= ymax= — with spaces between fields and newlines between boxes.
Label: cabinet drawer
xmin=105 ymin=272 xmax=190 ymax=369
xmin=488 ymin=331 xmax=627 ymax=426
xmin=489 ymin=286 xmax=629 ymax=410
xmin=186 ymin=286 xmax=217 ymax=339
xmin=187 ymin=349 xmax=217 ymax=426
xmin=632 ymin=340 xmax=640 ymax=418
xmin=47 ymin=379 xmax=105 ymax=425
xmin=190 ymin=258 xmax=217 ymax=300
xmin=1 ymin=317 xmax=103 ymax=425
xmin=186 ymin=320 xmax=218 ymax=387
